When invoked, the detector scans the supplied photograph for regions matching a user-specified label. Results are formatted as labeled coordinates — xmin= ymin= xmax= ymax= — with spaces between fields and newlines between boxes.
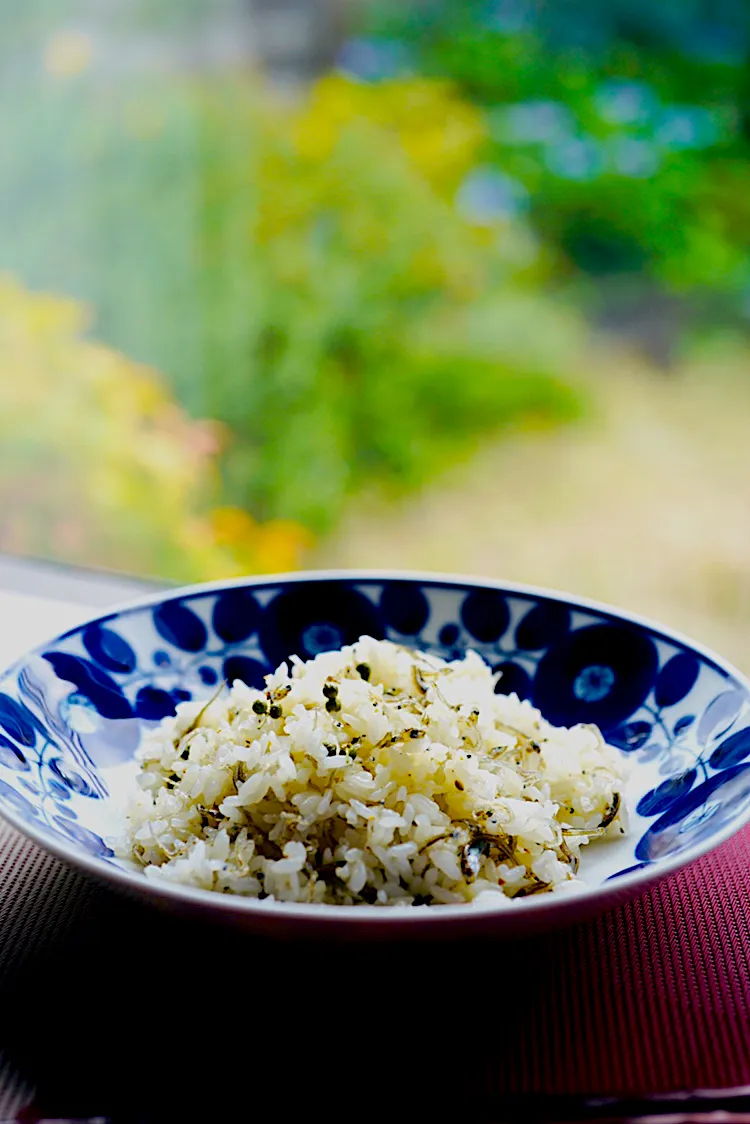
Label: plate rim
xmin=1 ymin=567 xmax=748 ymax=927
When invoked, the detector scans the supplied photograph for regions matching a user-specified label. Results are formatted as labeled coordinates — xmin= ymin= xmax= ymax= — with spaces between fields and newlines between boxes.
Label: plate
xmin=1 ymin=571 xmax=748 ymax=937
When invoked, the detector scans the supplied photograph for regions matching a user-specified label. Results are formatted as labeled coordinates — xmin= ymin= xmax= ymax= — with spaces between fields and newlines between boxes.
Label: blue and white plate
xmin=1 ymin=571 xmax=749 ymax=936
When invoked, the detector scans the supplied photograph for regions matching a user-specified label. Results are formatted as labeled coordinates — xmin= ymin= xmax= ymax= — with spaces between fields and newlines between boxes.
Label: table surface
xmin=1 ymin=580 xmax=750 ymax=1122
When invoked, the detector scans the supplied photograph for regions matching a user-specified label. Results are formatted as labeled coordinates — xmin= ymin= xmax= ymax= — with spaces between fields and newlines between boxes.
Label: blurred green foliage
xmin=0 ymin=277 xmax=310 ymax=579
xmin=0 ymin=67 xmax=582 ymax=536
xmin=359 ymin=0 xmax=750 ymax=336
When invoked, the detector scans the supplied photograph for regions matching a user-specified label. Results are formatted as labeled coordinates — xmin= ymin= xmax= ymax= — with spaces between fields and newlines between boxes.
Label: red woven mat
xmin=1 ymin=817 xmax=749 ymax=1119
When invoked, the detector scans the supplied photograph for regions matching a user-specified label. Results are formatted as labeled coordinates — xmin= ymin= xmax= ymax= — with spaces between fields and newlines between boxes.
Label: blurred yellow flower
xmin=0 ymin=277 xmax=310 ymax=581
xmin=252 ymin=522 xmax=314 ymax=574
xmin=210 ymin=508 xmax=312 ymax=575
xmin=210 ymin=506 xmax=259 ymax=546
xmin=292 ymin=75 xmax=485 ymax=195
xmin=43 ymin=30 xmax=94 ymax=79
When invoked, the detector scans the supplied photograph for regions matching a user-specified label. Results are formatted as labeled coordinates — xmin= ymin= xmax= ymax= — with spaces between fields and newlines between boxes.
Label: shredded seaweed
xmin=599 ymin=791 xmax=621 ymax=829
xmin=177 ymin=680 xmax=228 ymax=746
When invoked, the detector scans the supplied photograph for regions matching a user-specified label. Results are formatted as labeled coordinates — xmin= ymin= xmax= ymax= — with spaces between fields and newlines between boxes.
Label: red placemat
xmin=1 ymin=816 xmax=749 ymax=1119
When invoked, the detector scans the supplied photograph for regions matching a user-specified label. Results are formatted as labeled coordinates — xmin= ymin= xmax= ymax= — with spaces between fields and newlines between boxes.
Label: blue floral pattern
xmin=0 ymin=576 xmax=748 ymax=884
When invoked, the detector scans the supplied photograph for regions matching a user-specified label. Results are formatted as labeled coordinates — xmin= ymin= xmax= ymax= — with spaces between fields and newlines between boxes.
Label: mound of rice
xmin=118 ymin=637 xmax=627 ymax=907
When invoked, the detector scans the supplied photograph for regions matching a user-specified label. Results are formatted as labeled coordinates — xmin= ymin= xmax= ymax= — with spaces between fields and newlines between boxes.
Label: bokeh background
xmin=2 ymin=0 xmax=750 ymax=667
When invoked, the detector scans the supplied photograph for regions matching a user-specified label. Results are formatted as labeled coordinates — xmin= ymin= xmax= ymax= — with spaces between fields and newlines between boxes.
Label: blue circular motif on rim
xmin=153 ymin=650 xmax=171 ymax=668
xmin=380 ymin=584 xmax=430 ymax=636
xmin=635 ymin=764 xmax=750 ymax=862
xmin=199 ymin=666 xmax=218 ymax=686
xmin=48 ymin=778 xmax=71 ymax=802
xmin=532 ymin=624 xmax=658 ymax=729
xmin=636 ymin=769 xmax=697 ymax=817
xmin=607 ymin=720 xmax=652 ymax=753
xmin=709 ymin=727 xmax=750 ymax=771
xmin=259 ymin=583 xmax=381 ymax=667
xmin=697 ymin=690 xmax=745 ymax=743
xmin=673 ymin=714 xmax=695 ymax=737
xmin=0 ymin=694 xmax=39 ymax=747
xmin=0 ymin=736 xmax=29 ymax=772
xmin=438 ymin=623 xmax=460 ymax=647
xmin=654 ymin=653 xmax=700 ymax=709
xmin=302 ymin=623 xmax=344 ymax=655
xmin=49 ymin=758 xmax=96 ymax=797
xmin=460 ymin=590 xmax=509 ymax=644
xmin=82 ymin=625 xmax=136 ymax=675
xmin=42 ymin=654 xmax=132 ymax=721
xmin=153 ymin=601 xmax=208 ymax=653
xmin=212 ymin=590 xmax=260 ymax=644
xmin=493 ymin=661 xmax=532 ymax=700
xmin=515 ymin=602 xmax=571 ymax=651
xmin=223 ymin=656 xmax=268 ymax=690
xmin=59 ymin=692 xmax=100 ymax=734
xmin=573 ymin=664 xmax=615 ymax=702
xmin=135 ymin=687 xmax=176 ymax=722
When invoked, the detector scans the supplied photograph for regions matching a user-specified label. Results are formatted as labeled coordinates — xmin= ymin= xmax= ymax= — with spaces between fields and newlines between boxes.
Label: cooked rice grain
xmin=118 ymin=637 xmax=627 ymax=907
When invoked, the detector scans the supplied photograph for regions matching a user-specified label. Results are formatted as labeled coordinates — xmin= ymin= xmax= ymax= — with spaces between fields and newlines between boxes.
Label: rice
xmin=117 ymin=637 xmax=627 ymax=907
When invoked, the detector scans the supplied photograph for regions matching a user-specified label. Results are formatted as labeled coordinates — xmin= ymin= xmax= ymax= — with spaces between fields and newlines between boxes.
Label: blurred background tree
xmin=356 ymin=0 xmax=750 ymax=361
xmin=2 ymin=0 xmax=750 ymax=668
xmin=0 ymin=42 xmax=582 ymax=537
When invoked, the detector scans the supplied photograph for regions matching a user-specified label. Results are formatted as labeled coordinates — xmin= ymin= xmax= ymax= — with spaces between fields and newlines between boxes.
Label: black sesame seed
xmin=322 ymin=682 xmax=338 ymax=699
xmin=252 ymin=700 xmax=267 ymax=715
xmin=269 ymin=704 xmax=283 ymax=719
xmin=455 ymin=779 xmax=465 ymax=791
xmin=325 ymin=698 xmax=341 ymax=713
xmin=355 ymin=663 xmax=371 ymax=681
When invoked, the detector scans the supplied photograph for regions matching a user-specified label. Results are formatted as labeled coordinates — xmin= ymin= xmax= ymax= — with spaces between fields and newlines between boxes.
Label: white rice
xmin=118 ymin=637 xmax=627 ymax=907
